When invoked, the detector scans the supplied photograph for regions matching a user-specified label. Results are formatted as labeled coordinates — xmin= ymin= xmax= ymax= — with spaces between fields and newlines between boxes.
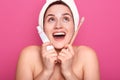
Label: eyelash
xmin=63 ymin=17 xmax=70 ymax=22
xmin=47 ymin=16 xmax=71 ymax=23
xmin=48 ymin=17 xmax=55 ymax=22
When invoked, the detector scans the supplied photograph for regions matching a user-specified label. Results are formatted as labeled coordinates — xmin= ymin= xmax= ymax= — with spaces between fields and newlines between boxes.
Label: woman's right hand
xmin=41 ymin=42 xmax=57 ymax=76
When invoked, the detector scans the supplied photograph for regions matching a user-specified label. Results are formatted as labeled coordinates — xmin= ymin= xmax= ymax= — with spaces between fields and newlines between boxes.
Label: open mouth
xmin=53 ymin=32 xmax=66 ymax=40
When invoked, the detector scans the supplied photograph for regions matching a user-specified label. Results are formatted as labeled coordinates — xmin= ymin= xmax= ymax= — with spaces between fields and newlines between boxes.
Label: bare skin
xmin=16 ymin=45 xmax=100 ymax=80
xmin=16 ymin=4 xmax=100 ymax=80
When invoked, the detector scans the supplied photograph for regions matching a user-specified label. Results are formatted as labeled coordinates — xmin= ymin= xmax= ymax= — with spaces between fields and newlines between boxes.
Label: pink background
xmin=0 ymin=0 xmax=120 ymax=80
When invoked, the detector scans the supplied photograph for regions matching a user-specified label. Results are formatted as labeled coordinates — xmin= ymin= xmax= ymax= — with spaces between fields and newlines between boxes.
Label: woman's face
xmin=44 ymin=4 xmax=74 ymax=49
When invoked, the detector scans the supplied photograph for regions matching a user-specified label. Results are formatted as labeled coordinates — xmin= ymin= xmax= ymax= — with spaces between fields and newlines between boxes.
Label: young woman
xmin=16 ymin=0 xmax=100 ymax=80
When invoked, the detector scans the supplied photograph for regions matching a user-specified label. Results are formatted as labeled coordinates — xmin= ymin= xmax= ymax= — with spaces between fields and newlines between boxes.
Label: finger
xmin=41 ymin=42 xmax=55 ymax=56
xmin=60 ymin=46 xmax=74 ymax=59
xmin=51 ymin=54 xmax=58 ymax=63
xmin=60 ymin=48 xmax=69 ymax=55
xmin=67 ymin=45 xmax=74 ymax=56
xmin=42 ymin=42 xmax=53 ymax=51
xmin=59 ymin=52 xmax=66 ymax=56
xmin=43 ymin=49 xmax=57 ymax=57
xmin=54 ymin=60 xmax=58 ymax=64
xmin=57 ymin=59 xmax=61 ymax=63
xmin=45 ymin=53 xmax=58 ymax=61
xmin=58 ymin=51 xmax=67 ymax=61
xmin=48 ymin=52 xmax=57 ymax=57
xmin=70 ymin=17 xmax=85 ymax=45
xmin=58 ymin=55 xmax=64 ymax=62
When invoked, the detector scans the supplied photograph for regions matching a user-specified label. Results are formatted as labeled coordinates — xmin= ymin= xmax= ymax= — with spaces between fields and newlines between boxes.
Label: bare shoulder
xmin=16 ymin=45 xmax=42 ymax=80
xmin=18 ymin=45 xmax=41 ymax=63
xmin=74 ymin=45 xmax=100 ymax=70
xmin=19 ymin=45 xmax=41 ymax=57
xmin=74 ymin=45 xmax=100 ymax=80
xmin=20 ymin=45 xmax=41 ymax=53
xmin=75 ymin=45 xmax=99 ymax=62
xmin=18 ymin=45 xmax=42 ymax=66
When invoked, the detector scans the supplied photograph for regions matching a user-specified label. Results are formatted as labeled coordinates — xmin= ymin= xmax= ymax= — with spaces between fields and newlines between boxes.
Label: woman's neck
xmin=55 ymin=48 xmax=62 ymax=54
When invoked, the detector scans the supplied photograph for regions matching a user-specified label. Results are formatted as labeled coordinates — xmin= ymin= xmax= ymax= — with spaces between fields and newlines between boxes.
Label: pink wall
xmin=0 ymin=0 xmax=120 ymax=80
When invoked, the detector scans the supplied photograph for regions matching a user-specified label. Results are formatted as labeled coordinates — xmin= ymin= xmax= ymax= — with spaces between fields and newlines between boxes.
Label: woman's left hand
xmin=58 ymin=44 xmax=75 ymax=76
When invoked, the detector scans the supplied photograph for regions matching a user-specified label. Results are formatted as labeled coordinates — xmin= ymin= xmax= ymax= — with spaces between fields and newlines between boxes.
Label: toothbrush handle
xmin=37 ymin=26 xmax=54 ymax=50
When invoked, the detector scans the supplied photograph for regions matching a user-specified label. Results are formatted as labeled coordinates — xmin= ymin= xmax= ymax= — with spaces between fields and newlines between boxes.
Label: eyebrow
xmin=45 ymin=12 xmax=73 ymax=20
xmin=45 ymin=14 xmax=55 ymax=19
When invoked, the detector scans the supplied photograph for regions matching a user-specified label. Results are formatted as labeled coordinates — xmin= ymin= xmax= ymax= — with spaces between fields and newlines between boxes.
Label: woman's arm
xmin=58 ymin=45 xmax=80 ymax=80
xmin=16 ymin=46 xmax=35 ymax=80
xmin=16 ymin=43 xmax=57 ymax=80
xmin=80 ymin=46 xmax=100 ymax=80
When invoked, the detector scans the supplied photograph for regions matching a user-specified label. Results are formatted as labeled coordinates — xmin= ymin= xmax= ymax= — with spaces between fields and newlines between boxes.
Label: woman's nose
xmin=55 ymin=20 xmax=62 ymax=29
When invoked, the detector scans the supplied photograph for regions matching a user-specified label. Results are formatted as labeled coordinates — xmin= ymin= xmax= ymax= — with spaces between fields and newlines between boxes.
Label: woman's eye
xmin=63 ymin=17 xmax=70 ymax=22
xmin=48 ymin=17 xmax=55 ymax=22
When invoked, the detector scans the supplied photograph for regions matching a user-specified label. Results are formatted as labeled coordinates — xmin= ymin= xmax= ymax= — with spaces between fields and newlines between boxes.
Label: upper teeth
xmin=54 ymin=32 xmax=65 ymax=35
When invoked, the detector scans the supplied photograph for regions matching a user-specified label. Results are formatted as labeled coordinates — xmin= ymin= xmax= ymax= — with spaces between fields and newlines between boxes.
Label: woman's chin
xmin=53 ymin=44 xmax=65 ymax=50
xmin=52 ymin=41 xmax=69 ymax=49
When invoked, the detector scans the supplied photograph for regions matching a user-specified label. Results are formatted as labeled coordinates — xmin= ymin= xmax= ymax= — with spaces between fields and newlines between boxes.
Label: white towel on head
xmin=38 ymin=0 xmax=79 ymax=31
